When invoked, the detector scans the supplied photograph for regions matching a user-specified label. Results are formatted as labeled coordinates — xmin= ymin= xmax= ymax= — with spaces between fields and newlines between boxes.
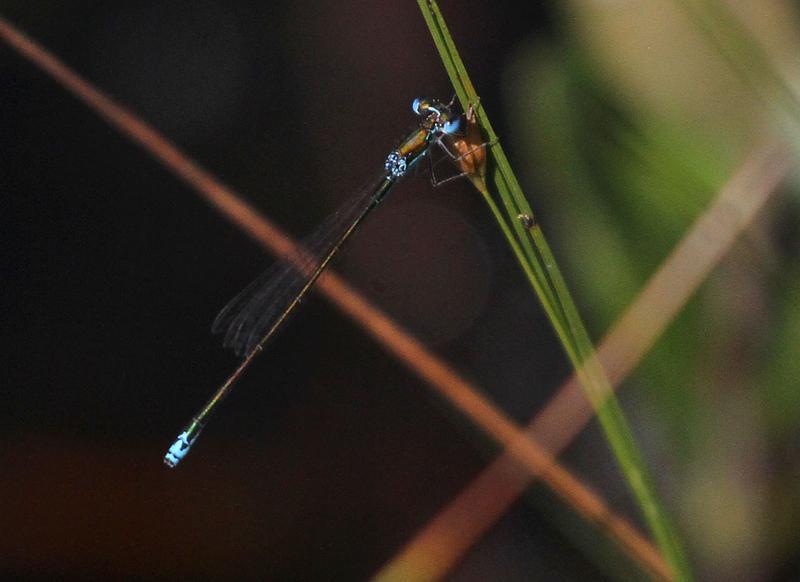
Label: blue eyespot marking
xmin=412 ymin=98 xmax=423 ymax=114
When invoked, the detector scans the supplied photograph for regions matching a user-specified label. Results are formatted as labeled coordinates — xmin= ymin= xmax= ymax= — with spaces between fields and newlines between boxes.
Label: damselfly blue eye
xmin=443 ymin=118 xmax=462 ymax=135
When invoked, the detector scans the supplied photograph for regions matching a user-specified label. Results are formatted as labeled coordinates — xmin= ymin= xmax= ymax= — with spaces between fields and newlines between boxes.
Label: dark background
xmin=0 ymin=1 xmax=637 ymax=579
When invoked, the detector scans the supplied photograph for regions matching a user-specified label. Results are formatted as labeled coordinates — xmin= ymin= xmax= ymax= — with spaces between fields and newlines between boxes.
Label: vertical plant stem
xmin=418 ymin=1 xmax=692 ymax=579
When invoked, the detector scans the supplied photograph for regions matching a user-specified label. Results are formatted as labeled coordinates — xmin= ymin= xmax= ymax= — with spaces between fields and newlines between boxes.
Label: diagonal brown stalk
xmin=373 ymin=139 xmax=791 ymax=581
xmin=0 ymin=14 xmax=667 ymax=576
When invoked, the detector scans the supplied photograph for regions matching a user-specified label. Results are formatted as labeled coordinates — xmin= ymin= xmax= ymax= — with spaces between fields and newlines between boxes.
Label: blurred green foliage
xmin=504 ymin=9 xmax=800 ymax=576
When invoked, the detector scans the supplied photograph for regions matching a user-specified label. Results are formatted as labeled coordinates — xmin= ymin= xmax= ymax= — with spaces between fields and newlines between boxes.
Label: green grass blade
xmin=417 ymin=1 xmax=693 ymax=579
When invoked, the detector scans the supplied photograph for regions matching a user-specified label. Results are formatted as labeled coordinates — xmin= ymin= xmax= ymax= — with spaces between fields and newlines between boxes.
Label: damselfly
xmin=164 ymin=97 xmax=487 ymax=467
